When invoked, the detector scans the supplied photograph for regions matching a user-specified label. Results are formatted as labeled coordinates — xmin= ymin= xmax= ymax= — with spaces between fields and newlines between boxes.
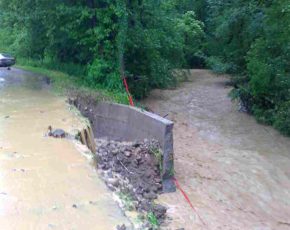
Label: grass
xmin=147 ymin=212 xmax=159 ymax=229
xmin=16 ymin=64 xmax=74 ymax=93
xmin=150 ymin=147 xmax=163 ymax=173
xmin=16 ymin=63 xmax=129 ymax=104
xmin=118 ymin=192 xmax=135 ymax=211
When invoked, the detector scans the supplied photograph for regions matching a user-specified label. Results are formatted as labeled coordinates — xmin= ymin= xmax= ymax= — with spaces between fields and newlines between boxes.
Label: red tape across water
xmin=173 ymin=177 xmax=207 ymax=228
xmin=122 ymin=76 xmax=207 ymax=228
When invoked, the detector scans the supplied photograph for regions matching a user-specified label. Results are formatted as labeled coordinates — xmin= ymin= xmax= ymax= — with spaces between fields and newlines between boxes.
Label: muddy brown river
xmin=144 ymin=70 xmax=290 ymax=230
xmin=2 ymin=68 xmax=290 ymax=230
xmin=0 ymin=69 xmax=130 ymax=229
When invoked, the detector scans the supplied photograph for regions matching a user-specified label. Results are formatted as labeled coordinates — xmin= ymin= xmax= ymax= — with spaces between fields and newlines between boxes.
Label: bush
xmin=274 ymin=102 xmax=290 ymax=136
xmin=206 ymin=56 xmax=235 ymax=74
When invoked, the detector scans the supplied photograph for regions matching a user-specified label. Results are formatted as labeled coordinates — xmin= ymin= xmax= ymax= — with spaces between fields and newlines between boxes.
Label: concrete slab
xmin=72 ymin=97 xmax=176 ymax=193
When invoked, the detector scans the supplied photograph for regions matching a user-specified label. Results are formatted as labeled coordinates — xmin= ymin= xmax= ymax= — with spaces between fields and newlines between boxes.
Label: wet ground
xmin=143 ymin=70 xmax=290 ymax=230
xmin=0 ymin=69 xmax=130 ymax=229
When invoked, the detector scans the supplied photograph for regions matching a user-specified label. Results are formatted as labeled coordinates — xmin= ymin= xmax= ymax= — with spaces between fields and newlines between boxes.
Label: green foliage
xmin=149 ymin=147 xmax=163 ymax=173
xmin=118 ymin=192 xmax=135 ymax=211
xmin=2 ymin=0 xmax=289 ymax=135
xmin=274 ymin=101 xmax=290 ymax=136
xmin=204 ymin=0 xmax=290 ymax=136
xmin=205 ymin=0 xmax=265 ymax=74
xmin=17 ymin=56 xmax=86 ymax=77
xmin=147 ymin=212 xmax=159 ymax=228
xmin=177 ymin=11 xmax=205 ymax=67
xmin=16 ymin=63 xmax=128 ymax=104
xmin=206 ymin=56 xmax=234 ymax=74
xmin=0 ymin=0 xmax=205 ymax=99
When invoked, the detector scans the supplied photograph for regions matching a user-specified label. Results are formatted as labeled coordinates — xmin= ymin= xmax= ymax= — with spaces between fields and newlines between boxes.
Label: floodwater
xmin=0 ymin=69 xmax=130 ymax=230
xmin=144 ymin=70 xmax=290 ymax=230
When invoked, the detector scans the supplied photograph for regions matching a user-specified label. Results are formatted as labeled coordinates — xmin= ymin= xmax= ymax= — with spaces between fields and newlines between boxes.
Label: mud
xmin=67 ymin=89 xmax=171 ymax=229
xmin=143 ymin=70 xmax=290 ymax=230
xmin=0 ymin=68 xmax=131 ymax=229
xmin=69 ymin=90 xmax=175 ymax=193
xmin=95 ymin=139 xmax=167 ymax=229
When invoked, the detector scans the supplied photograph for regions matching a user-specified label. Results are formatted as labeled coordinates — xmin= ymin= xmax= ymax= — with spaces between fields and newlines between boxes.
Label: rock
xmin=112 ymin=149 xmax=119 ymax=155
xmin=141 ymin=184 xmax=150 ymax=193
xmin=106 ymin=183 xmax=116 ymax=191
xmin=145 ymin=170 xmax=152 ymax=179
xmin=106 ymin=170 xmax=113 ymax=178
xmin=154 ymin=178 xmax=161 ymax=183
xmin=140 ymin=201 xmax=151 ymax=211
xmin=48 ymin=223 xmax=56 ymax=228
xmin=132 ymin=142 xmax=141 ymax=148
xmin=114 ymin=166 xmax=122 ymax=173
xmin=136 ymin=187 xmax=144 ymax=195
xmin=124 ymin=151 xmax=131 ymax=157
xmin=97 ymin=169 xmax=105 ymax=177
xmin=89 ymin=201 xmax=98 ymax=205
xmin=143 ymin=222 xmax=152 ymax=229
xmin=99 ymin=164 xmax=108 ymax=170
xmin=95 ymin=139 xmax=166 ymax=225
xmin=151 ymin=185 xmax=158 ymax=193
xmin=47 ymin=126 xmax=66 ymax=138
xmin=144 ymin=192 xmax=157 ymax=200
xmin=156 ymin=183 xmax=162 ymax=190
xmin=116 ymin=224 xmax=126 ymax=230
xmin=72 ymin=204 xmax=77 ymax=208
xmin=107 ymin=178 xmax=120 ymax=187
xmin=153 ymin=204 xmax=167 ymax=218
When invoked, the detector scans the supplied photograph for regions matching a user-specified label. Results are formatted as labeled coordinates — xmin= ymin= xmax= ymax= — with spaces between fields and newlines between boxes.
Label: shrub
xmin=274 ymin=102 xmax=290 ymax=136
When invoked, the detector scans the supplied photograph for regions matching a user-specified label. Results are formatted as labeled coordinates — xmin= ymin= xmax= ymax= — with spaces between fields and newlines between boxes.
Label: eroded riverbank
xmin=0 ymin=69 xmax=131 ymax=229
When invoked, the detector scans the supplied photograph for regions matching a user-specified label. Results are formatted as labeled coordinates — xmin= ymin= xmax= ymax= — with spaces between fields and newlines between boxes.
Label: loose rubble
xmin=95 ymin=139 xmax=167 ymax=229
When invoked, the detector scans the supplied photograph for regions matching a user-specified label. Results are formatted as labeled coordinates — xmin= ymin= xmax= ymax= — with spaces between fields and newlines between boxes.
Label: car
xmin=0 ymin=53 xmax=16 ymax=68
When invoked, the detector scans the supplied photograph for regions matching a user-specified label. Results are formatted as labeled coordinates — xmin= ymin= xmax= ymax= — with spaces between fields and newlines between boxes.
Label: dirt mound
xmin=95 ymin=139 xmax=167 ymax=229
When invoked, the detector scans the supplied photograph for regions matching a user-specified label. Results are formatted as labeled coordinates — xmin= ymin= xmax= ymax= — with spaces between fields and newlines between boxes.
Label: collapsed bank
xmin=68 ymin=92 xmax=176 ymax=229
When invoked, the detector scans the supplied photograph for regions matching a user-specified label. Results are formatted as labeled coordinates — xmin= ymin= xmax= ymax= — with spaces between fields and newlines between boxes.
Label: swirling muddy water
xmin=143 ymin=70 xmax=290 ymax=230
xmin=0 ymin=69 xmax=130 ymax=229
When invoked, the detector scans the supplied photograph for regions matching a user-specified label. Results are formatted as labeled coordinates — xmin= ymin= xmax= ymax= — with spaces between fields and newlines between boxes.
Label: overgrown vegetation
xmin=17 ymin=64 xmax=128 ymax=104
xmin=1 ymin=0 xmax=289 ymax=135
xmin=149 ymin=147 xmax=163 ymax=173
xmin=204 ymin=0 xmax=290 ymax=135
xmin=0 ymin=0 xmax=204 ymax=99
xmin=147 ymin=212 xmax=159 ymax=229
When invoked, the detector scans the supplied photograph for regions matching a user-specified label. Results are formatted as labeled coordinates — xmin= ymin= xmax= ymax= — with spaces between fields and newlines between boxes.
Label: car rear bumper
xmin=0 ymin=59 xmax=16 ymax=67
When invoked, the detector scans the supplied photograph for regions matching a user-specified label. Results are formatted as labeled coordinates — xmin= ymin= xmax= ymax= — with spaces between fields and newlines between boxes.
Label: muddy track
xmin=143 ymin=70 xmax=290 ymax=230
xmin=0 ymin=68 xmax=131 ymax=229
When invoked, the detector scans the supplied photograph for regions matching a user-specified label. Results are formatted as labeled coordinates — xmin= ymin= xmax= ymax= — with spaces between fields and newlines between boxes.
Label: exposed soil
xmin=68 ymin=93 xmax=168 ymax=229
xmin=95 ymin=139 xmax=167 ymax=229
xmin=143 ymin=70 xmax=290 ymax=230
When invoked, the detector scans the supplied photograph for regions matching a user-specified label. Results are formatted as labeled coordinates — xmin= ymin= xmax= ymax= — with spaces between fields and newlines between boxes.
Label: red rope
xmin=122 ymin=78 xmax=135 ymax=106
xmin=121 ymin=76 xmax=207 ymax=228
xmin=173 ymin=177 xmax=207 ymax=228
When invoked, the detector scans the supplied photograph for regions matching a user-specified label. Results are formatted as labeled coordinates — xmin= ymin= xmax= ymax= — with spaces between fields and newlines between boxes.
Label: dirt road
xmin=143 ymin=70 xmax=290 ymax=230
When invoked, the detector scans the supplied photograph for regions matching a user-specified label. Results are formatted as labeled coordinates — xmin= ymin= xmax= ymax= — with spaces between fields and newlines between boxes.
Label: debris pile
xmin=95 ymin=139 xmax=167 ymax=229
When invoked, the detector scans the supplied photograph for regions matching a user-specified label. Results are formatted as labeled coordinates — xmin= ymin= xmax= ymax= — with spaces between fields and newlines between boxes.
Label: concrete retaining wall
xmin=71 ymin=96 xmax=175 ymax=193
